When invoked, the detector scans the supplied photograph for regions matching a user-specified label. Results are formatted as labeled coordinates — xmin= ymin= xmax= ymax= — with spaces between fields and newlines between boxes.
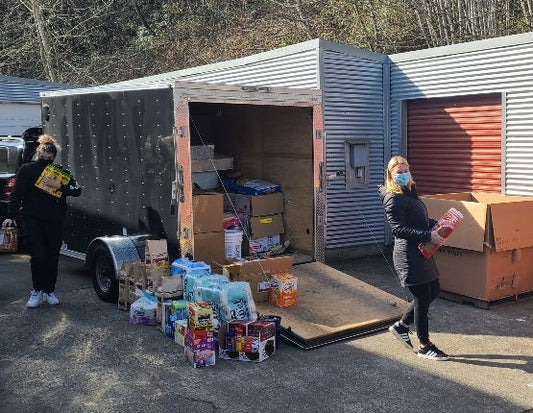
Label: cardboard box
xmin=187 ymin=302 xmax=214 ymax=329
xmin=191 ymin=144 xmax=214 ymax=160
xmin=156 ymin=292 xmax=183 ymax=326
xmin=222 ymin=256 xmax=293 ymax=303
xmin=191 ymin=154 xmax=233 ymax=173
xmin=420 ymin=192 xmax=533 ymax=301
xmin=117 ymin=276 xmax=136 ymax=311
xmin=218 ymin=321 xmax=276 ymax=362
xmin=249 ymin=234 xmax=281 ymax=254
xmin=193 ymin=231 xmax=225 ymax=269
xmin=193 ymin=193 xmax=223 ymax=233
xmin=145 ymin=239 xmax=169 ymax=289
xmin=434 ymin=246 xmax=533 ymax=301
xmin=231 ymin=193 xmax=284 ymax=217
xmin=174 ymin=319 xmax=188 ymax=346
xmin=34 ymin=164 xmax=70 ymax=198
xmin=160 ymin=299 xmax=187 ymax=336
xmin=184 ymin=331 xmax=216 ymax=368
xmin=420 ymin=192 xmax=533 ymax=252
xmin=249 ymin=214 xmax=284 ymax=238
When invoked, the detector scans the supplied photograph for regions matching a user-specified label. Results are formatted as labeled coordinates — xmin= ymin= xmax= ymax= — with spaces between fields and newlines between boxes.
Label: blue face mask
xmin=393 ymin=171 xmax=411 ymax=186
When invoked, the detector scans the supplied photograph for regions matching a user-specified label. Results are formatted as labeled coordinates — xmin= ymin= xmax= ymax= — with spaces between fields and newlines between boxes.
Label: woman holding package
xmin=379 ymin=155 xmax=449 ymax=361
xmin=2 ymin=134 xmax=81 ymax=308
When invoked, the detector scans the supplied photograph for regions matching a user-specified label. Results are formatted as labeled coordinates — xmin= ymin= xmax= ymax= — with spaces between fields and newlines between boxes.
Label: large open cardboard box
xmin=420 ymin=192 xmax=533 ymax=301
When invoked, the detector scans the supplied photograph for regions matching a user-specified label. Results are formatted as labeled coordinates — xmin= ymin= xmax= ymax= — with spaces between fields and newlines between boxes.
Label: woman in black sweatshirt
xmin=2 ymin=134 xmax=81 ymax=308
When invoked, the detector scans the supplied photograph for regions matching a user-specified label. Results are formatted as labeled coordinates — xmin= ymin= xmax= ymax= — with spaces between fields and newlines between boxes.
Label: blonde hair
xmin=385 ymin=155 xmax=414 ymax=194
xmin=36 ymin=134 xmax=60 ymax=158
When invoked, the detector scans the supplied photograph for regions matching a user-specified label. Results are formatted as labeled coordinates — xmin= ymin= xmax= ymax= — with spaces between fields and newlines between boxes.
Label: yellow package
xmin=34 ymin=164 xmax=71 ymax=198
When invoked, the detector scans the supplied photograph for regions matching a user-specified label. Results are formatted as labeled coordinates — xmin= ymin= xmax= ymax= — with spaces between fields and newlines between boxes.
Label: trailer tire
xmin=91 ymin=244 xmax=118 ymax=303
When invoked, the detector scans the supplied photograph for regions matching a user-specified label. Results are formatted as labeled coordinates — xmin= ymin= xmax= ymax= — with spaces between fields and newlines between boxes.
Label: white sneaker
xmin=27 ymin=290 xmax=43 ymax=308
xmin=44 ymin=292 xmax=60 ymax=305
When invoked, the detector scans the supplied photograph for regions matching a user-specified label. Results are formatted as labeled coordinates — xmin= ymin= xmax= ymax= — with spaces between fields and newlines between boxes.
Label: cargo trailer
xmin=41 ymin=81 xmax=404 ymax=348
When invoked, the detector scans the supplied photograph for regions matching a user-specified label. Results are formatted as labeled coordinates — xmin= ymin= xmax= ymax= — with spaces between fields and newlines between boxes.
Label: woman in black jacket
xmin=2 ymin=134 xmax=81 ymax=308
xmin=380 ymin=155 xmax=449 ymax=360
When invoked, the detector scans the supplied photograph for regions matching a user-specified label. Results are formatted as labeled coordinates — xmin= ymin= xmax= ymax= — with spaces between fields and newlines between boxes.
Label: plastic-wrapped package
xmin=171 ymin=258 xmax=211 ymax=282
xmin=172 ymin=258 xmax=212 ymax=302
xmin=129 ymin=292 xmax=158 ymax=325
xmin=223 ymin=178 xmax=281 ymax=195
xmin=221 ymin=281 xmax=257 ymax=322
xmin=195 ymin=275 xmax=231 ymax=328
xmin=183 ymin=272 xmax=210 ymax=302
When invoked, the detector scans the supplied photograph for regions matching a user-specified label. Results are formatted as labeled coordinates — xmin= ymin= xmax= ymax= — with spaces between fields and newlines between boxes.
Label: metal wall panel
xmin=321 ymin=51 xmax=387 ymax=248
xmin=43 ymin=46 xmax=321 ymax=97
xmin=178 ymin=51 xmax=319 ymax=88
xmin=390 ymin=33 xmax=533 ymax=196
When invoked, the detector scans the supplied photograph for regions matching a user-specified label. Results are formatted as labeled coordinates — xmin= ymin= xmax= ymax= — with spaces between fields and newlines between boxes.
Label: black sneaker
xmin=418 ymin=343 xmax=449 ymax=361
xmin=388 ymin=321 xmax=413 ymax=350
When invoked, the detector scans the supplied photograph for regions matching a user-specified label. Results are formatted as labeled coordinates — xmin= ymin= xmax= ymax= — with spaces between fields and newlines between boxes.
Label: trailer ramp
xmin=256 ymin=261 xmax=407 ymax=349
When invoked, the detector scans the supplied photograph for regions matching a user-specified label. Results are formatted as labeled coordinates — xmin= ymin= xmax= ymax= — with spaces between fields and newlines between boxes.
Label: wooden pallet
xmin=439 ymin=290 xmax=533 ymax=309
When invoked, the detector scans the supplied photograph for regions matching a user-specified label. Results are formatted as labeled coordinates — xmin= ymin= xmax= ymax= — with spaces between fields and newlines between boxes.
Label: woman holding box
xmin=379 ymin=155 xmax=449 ymax=361
xmin=2 ymin=134 xmax=81 ymax=308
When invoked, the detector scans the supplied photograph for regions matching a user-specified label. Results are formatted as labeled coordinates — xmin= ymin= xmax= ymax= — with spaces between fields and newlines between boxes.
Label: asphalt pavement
xmin=0 ymin=252 xmax=532 ymax=413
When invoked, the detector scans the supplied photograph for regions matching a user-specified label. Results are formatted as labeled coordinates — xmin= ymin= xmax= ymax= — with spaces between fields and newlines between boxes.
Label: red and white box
xmin=418 ymin=207 xmax=464 ymax=258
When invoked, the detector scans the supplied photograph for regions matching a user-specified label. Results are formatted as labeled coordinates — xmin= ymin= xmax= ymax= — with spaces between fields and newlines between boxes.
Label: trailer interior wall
xmin=389 ymin=32 xmax=533 ymax=196
xmin=42 ymin=88 xmax=177 ymax=257
xmin=189 ymin=103 xmax=315 ymax=256
xmin=320 ymin=47 xmax=389 ymax=251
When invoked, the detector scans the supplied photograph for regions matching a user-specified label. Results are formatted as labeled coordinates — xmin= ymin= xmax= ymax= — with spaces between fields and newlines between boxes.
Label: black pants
xmin=401 ymin=279 xmax=440 ymax=347
xmin=23 ymin=216 xmax=63 ymax=294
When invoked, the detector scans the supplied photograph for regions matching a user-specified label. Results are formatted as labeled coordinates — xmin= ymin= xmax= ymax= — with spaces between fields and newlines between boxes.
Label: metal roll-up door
xmin=407 ymin=94 xmax=502 ymax=195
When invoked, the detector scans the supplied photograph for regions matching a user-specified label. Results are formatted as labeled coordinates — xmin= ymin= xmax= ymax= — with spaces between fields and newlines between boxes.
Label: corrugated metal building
xmin=43 ymin=40 xmax=390 ymax=255
xmin=42 ymin=32 xmax=533 ymax=255
xmin=0 ymin=76 xmax=75 ymax=135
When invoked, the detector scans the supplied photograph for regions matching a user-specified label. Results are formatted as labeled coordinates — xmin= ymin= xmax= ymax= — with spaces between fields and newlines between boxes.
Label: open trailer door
xmin=174 ymin=81 xmax=325 ymax=264
xmin=174 ymin=81 xmax=405 ymax=348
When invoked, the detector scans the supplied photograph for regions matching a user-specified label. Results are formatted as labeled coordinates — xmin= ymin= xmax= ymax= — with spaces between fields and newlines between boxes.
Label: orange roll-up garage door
xmin=407 ymin=94 xmax=502 ymax=195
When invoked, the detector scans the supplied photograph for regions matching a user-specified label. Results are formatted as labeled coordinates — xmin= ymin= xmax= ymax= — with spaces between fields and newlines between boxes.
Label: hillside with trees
xmin=1 ymin=0 xmax=532 ymax=86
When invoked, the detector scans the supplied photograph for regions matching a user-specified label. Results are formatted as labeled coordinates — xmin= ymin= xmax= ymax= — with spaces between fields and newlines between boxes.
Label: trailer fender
xmin=86 ymin=235 xmax=144 ymax=302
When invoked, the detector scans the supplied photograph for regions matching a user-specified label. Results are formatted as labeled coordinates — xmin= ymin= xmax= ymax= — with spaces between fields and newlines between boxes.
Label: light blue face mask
xmin=393 ymin=171 xmax=411 ymax=186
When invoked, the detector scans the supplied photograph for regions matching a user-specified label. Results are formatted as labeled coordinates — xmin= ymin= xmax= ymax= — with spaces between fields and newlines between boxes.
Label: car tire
xmin=91 ymin=244 xmax=118 ymax=303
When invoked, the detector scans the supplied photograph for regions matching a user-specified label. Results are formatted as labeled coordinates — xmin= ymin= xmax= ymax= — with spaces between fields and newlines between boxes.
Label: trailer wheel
xmin=91 ymin=245 xmax=118 ymax=303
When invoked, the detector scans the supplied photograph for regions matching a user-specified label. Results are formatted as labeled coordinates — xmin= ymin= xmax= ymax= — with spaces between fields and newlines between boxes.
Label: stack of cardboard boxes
xmin=226 ymin=192 xmax=285 ymax=255
xmin=421 ymin=192 xmax=533 ymax=302
xmin=192 ymin=192 xmax=225 ymax=270
xmin=184 ymin=302 xmax=216 ymax=368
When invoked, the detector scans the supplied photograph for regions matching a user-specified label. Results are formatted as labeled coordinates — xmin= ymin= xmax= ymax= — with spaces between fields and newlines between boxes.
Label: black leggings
xmin=23 ymin=216 xmax=63 ymax=294
xmin=401 ymin=279 xmax=440 ymax=347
